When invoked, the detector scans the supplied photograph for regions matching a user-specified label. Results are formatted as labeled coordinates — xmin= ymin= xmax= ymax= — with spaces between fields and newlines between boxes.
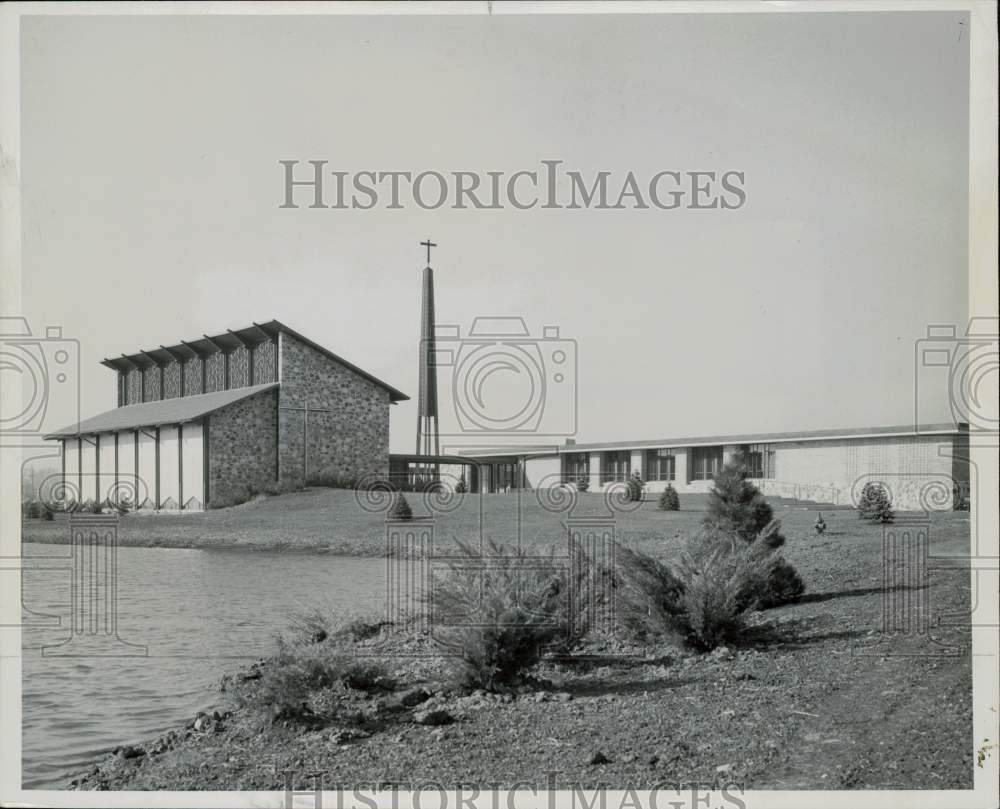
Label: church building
xmin=45 ymin=320 xmax=408 ymax=509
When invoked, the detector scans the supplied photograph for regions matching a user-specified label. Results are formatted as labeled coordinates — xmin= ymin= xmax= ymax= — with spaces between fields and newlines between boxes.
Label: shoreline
xmin=65 ymin=620 xmax=974 ymax=792
xmin=21 ymin=531 xmax=391 ymax=556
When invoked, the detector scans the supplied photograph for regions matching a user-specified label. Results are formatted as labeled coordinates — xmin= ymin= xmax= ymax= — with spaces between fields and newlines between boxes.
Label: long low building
xmin=461 ymin=423 xmax=970 ymax=510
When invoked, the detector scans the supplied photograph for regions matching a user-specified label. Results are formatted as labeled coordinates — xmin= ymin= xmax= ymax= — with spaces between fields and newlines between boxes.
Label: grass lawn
xmin=23 ymin=487 xmax=858 ymax=557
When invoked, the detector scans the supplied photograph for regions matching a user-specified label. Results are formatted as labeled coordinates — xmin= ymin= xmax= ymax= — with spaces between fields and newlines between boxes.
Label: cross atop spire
xmin=420 ymin=239 xmax=437 ymax=266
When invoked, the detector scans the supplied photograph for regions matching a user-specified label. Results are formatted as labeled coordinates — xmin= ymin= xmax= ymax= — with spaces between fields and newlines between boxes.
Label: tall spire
xmin=416 ymin=241 xmax=439 ymax=457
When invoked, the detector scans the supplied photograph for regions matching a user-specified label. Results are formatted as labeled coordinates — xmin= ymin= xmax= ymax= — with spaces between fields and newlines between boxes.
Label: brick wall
xmin=277 ymin=332 xmax=391 ymax=485
xmin=206 ymin=388 xmax=278 ymax=507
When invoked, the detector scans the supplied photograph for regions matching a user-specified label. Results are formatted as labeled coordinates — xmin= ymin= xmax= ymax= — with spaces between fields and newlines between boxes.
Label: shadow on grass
xmin=734 ymin=623 xmax=869 ymax=650
xmin=793 ymin=583 xmax=927 ymax=605
xmin=545 ymin=652 xmax=675 ymax=670
xmin=563 ymin=675 xmax=695 ymax=697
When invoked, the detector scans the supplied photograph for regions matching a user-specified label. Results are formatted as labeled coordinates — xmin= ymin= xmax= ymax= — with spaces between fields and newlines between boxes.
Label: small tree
xmin=870 ymin=486 xmax=895 ymax=524
xmin=389 ymin=492 xmax=413 ymax=521
xmin=857 ymin=482 xmax=878 ymax=520
xmin=704 ymin=456 xmax=784 ymax=547
xmin=658 ymin=483 xmax=680 ymax=511
xmin=454 ymin=476 xmax=468 ymax=494
xmin=625 ymin=471 xmax=644 ymax=502
xmin=858 ymin=481 xmax=894 ymax=523
xmin=754 ymin=555 xmax=806 ymax=609
xmin=576 ymin=477 xmax=590 ymax=493
xmin=698 ymin=457 xmax=803 ymax=609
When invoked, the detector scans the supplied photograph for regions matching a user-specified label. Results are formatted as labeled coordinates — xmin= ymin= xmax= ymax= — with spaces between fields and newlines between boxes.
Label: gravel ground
xmin=67 ymin=510 xmax=975 ymax=792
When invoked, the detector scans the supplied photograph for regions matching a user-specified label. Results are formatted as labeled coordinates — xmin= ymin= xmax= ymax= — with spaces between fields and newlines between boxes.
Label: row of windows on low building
xmin=562 ymin=444 xmax=777 ymax=484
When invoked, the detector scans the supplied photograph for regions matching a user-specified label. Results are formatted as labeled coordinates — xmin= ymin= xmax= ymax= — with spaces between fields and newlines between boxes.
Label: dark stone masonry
xmin=207 ymin=388 xmax=279 ymax=506
xmin=277 ymin=332 xmax=391 ymax=486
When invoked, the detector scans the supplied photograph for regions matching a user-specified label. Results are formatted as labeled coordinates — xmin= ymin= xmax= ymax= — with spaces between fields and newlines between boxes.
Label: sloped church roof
xmin=45 ymin=383 xmax=279 ymax=438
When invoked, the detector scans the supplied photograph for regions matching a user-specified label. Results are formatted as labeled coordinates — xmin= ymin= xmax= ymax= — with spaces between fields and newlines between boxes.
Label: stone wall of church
xmin=206 ymin=387 xmax=278 ymax=507
xmin=277 ymin=332 xmax=391 ymax=486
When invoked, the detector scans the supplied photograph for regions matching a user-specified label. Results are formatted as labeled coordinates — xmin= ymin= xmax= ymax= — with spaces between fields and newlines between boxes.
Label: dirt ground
xmin=67 ymin=507 xmax=975 ymax=791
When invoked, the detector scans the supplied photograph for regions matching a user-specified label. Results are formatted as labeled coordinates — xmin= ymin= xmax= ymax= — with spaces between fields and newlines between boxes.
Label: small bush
xmin=389 ymin=493 xmax=413 ymax=521
xmin=754 ymin=555 xmax=806 ymax=609
xmin=233 ymin=636 xmax=392 ymax=722
xmin=614 ymin=524 xmax=804 ymax=650
xmin=674 ymin=537 xmax=756 ymax=649
xmin=658 ymin=484 xmax=680 ymax=511
xmin=871 ymin=493 xmax=895 ymax=523
xmin=858 ymin=482 xmax=894 ymax=523
xmin=610 ymin=543 xmax=687 ymax=643
xmin=674 ymin=530 xmax=798 ymax=648
xmin=704 ymin=457 xmax=784 ymax=547
xmin=22 ymin=500 xmax=40 ymax=520
xmin=625 ymin=471 xmax=644 ymax=502
xmin=41 ymin=506 xmax=54 ymax=521
xmin=287 ymin=609 xmax=388 ymax=645
xmin=308 ymin=467 xmax=360 ymax=490
xmin=259 ymin=478 xmax=302 ymax=497
xmin=213 ymin=487 xmax=253 ymax=509
xmin=576 ymin=477 xmax=590 ymax=493
xmin=426 ymin=539 xmax=600 ymax=691
xmin=454 ymin=476 xmax=468 ymax=494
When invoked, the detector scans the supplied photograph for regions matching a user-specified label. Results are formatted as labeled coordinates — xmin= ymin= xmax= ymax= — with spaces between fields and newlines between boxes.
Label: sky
xmin=19 ymin=10 xmax=970 ymax=454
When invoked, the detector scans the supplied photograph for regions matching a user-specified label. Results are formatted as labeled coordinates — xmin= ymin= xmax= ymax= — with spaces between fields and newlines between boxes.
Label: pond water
xmin=21 ymin=543 xmax=417 ymax=789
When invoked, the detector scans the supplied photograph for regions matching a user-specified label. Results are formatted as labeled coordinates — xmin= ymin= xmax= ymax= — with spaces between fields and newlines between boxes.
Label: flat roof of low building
xmin=459 ymin=422 xmax=967 ymax=458
xmin=44 ymin=383 xmax=279 ymax=438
